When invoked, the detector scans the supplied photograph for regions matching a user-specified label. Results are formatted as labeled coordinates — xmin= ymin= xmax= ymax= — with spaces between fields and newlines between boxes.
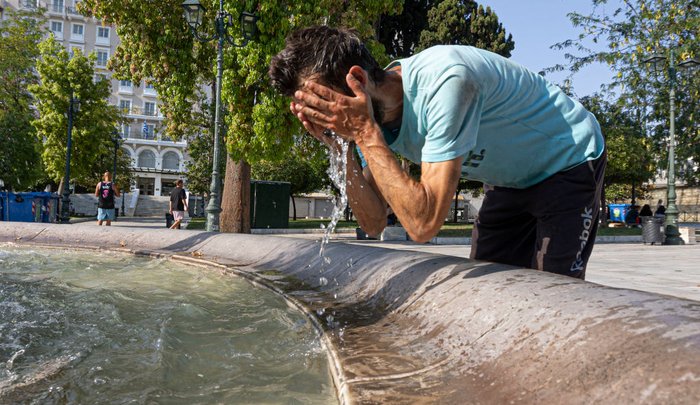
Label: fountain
xmin=1 ymin=222 xmax=699 ymax=404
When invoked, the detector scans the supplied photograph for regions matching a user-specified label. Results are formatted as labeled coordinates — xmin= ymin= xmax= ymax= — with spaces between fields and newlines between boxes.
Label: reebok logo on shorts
xmin=571 ymin=207 xmax=593 ymax=272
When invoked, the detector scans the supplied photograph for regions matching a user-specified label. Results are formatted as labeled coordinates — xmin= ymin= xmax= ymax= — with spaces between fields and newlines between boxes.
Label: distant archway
xmin=137 ymin=150 xmax=156 ymax=168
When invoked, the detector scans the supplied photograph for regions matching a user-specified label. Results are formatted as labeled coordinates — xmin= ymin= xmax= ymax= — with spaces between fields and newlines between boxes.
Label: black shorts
xmin=470 ymin=152 xmax=606 ymax=279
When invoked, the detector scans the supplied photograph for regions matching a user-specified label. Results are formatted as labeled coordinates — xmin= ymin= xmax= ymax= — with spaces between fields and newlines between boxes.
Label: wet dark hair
xmin=269 ymin=26 xmax=386 ymax=96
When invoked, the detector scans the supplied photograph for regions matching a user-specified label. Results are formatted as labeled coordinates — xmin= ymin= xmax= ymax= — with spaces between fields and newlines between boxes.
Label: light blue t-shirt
xmin=382 ymin=45 xmax=604 ymax=189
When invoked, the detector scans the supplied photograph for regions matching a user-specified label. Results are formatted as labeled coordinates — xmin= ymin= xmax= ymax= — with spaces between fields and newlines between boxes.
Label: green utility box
xmin=250 ymin=180 xmax=291 ymax=229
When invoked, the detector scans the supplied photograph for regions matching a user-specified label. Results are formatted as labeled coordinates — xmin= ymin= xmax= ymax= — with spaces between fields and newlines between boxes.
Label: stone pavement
xmin=70 ymin=216 xmax=700 ymax=301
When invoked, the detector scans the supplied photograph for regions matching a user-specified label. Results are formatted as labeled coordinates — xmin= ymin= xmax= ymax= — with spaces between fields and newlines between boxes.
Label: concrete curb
xmin=1 ymin=222 xmax=699 ymax=404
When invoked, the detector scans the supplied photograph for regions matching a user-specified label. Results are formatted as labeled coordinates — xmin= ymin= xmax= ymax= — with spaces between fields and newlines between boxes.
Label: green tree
xmin=80 ymin=0 xmax=402 ymax=233
xmin=378 ymin=0 xmax=441 ymax=59
xmin=184 ymin=102 xmax=226 ymax=197
xmin=251 ymin=136 xmax=329 ymax=220
xmin=417 ymin=0 xmax=514 ymax=56
xmin=29 ymin=36 xmax=125 ymax=192
xmin=552 ymin=0 xmax=699 ymax=184
xmin=0 ymin=10 xmax=45 ymax=190
xmin=581 ymin=95 xmax=656 ymax=209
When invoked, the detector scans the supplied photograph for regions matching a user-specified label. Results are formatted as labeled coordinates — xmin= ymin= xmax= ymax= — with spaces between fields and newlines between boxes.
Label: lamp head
xmin=182 ymin=0 xmax=206 ymax=30
xmin=642 ymin=53 xmax=667 ymax=77
xmin=71 ymin=97 xmax=81 ymax=113
xmin=240 ymin=12 xmax=258 ymax=41
xmin=677 ymin=57 xmax=700 ymax=75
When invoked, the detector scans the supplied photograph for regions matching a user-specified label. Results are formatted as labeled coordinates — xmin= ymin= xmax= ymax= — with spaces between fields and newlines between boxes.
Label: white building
xmin=2 ymin=0 xmax=188 ymax=197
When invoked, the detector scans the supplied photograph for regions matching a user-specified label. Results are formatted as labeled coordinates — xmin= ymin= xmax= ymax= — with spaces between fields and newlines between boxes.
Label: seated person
xmin=625 ymin=205 xmax=640 ymax=227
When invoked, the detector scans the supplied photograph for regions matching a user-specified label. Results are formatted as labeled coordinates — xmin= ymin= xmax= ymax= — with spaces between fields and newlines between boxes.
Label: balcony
xmin=49 ymin=2 xmax=64 ymax=14
xmin=65 ymin=1 xmax=83 ymax=17
xmin=118 ymin=83 xmax=133 ymax=94
xmin=143 ymin=86 xmax=157 ymax=97
xmin=21 ymin=0 xmax=38 ymax=9
xmin=125 ymin=106 xmax=162 ymax=119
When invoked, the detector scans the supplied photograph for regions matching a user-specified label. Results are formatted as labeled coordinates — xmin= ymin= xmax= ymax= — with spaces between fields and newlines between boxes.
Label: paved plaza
xmin=73 ymin=217 xmax=700 ymax=302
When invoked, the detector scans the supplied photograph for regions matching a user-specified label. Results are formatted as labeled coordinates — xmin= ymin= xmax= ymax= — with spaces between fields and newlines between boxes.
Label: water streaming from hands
xmin=318 ymin=134 xmax=349 ymax=275
xmin=316 ymin=134 xmax=351 ymax=334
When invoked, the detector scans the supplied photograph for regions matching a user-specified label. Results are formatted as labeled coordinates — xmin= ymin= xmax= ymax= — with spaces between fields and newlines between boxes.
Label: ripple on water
xmin=0 ymin=245 xmax=337 ymax=404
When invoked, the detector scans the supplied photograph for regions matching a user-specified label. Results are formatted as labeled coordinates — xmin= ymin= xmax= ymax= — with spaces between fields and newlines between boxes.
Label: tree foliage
xmin=29 ymin=37 xmax=126 ymax=189
xmin=417 ymin=0 xmax=514 ymax=56
xmin=184 ymin=101 xmax=225 ymax=196
xmin=378 ymin=0 xmax=435 ymax=59
xmin=80 ymin=0 xmax=402 ymax=232
xmin=581 ymin=94 xmax=656 ymax=200
xmin=81 ymin=0 xmax=402 ymax=164
xmin=552 ymin=0 xmax=699 ymax=184
xmin=0 ymin=10 xmax=45 ymax=190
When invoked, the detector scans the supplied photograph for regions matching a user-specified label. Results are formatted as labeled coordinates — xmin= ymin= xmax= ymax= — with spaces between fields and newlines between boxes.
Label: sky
xmin=482 ymin=0 xmax=623 ymax=97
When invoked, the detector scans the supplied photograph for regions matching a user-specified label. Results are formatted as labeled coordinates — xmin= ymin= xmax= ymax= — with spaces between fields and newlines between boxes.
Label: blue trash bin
xmin=609 ymin=203 xmax=631 ymax=223
xmin=0 ymin=192 xmax=59 ymax=222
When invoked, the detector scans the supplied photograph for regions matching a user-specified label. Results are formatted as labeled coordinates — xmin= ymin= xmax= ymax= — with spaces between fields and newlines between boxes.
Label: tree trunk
xmin=291 ymin=192 xmax=297 ymax=221
xmin=631 ymin=181 xmax=636 ymax=205
xmin=220 ymin=155 xmax=251 ymax=233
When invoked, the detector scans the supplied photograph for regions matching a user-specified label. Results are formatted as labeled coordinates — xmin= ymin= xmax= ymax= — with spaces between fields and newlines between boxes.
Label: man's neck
xmin=376 ymin=67 xmax=403 ymax=125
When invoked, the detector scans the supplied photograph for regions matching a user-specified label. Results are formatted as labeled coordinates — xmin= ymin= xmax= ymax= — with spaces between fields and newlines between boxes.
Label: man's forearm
xmin=356 ymin=126 xmax=457 ymax=243
xmin=345 ymin=149 xmax=386 ymax=236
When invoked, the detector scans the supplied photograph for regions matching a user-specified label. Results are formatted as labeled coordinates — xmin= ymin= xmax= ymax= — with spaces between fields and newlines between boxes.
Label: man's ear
xmin=348 ymin=66 xmax=369 ymax=87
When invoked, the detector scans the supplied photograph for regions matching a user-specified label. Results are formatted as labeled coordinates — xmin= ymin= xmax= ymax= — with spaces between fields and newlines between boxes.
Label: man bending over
xmin=269 ymin=26 xmax=605 ymax=279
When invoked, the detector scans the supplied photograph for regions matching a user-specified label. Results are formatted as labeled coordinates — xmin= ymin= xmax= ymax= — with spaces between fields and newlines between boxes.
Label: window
xmin=144 ymin=124 xmax=155 ymax=139
xmin=144 ymin=81 xmax=157 ymax=96
xmin=144 ymin=102 xmax=156 ymax=116
xmin=119 ymin=100 xmax=131 ymax=114
xmin=50 ymin=21 xmax=63 ymax=35
xmin=96 ymin=49 xmax=109 ymax=67
xmin=96 ymin=26 xmax=110 ymax=44
xmin=122 ymin=148 xmax=132 ymax=164
xmin=97 ymin=27 xmax=109 ymax=39
xmin=51 ymin=0 xmax=64 ymax=12
xmin=119 ymin=80 xmax=132 ymax=90
xmin=137 ymin=150 xmax=156 ymax=168
xmin=71 ymin=24 xmax=84 ymax=41
xmin=162 ymin=152 xmax=180 ymax=171
xmin=121 ymin=124 xmax=131 ymax=138
xmin=22 ymin=0 xmax=38 ymax=9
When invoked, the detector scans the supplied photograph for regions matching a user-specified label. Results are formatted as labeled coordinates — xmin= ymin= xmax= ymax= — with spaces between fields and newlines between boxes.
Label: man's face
xmin=103 ymin=173 xmax=111 ymax=181
xmin=297 ymin=76 xmax=385 ymax=125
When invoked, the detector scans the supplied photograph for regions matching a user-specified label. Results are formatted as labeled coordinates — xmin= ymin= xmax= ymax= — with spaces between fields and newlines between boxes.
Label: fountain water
xmin=0 ymin=246 xmax=337 ymax=404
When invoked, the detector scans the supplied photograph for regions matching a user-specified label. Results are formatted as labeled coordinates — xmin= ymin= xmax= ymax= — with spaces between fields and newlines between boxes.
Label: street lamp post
xmin=643 ymin=52 xmax=699 ymax=245
xmin=111 ymin=129 xmax=121 ymax=218
xmin=60 ymin=92 xmax=80 ymax=223
xmin=182 ymin=0 xmax=258 ymax=232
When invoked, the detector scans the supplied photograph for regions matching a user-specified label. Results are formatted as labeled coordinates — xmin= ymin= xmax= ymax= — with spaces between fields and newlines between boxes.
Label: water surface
xmin=0 ymin=245 xmax=336 ymax=404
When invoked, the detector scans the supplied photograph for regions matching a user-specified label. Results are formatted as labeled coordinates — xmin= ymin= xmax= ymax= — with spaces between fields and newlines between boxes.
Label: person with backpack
xmin=95 ymin=171 xmax=120 ymax=226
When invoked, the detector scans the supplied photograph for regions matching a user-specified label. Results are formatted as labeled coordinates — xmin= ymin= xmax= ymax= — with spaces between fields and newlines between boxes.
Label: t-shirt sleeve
xmin=421 ymin=65 xmax=483 ymax=163
xmin=179 ymin=189 xmax=187 ymax=201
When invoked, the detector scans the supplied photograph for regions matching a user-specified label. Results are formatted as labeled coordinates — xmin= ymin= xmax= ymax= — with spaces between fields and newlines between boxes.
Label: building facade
xmin=2 ymin=0 xmax=188 ymax=197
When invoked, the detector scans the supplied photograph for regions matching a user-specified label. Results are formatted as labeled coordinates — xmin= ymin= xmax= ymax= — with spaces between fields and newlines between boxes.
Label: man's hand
xmin=292 ymin=72 xmax=378 ymax=143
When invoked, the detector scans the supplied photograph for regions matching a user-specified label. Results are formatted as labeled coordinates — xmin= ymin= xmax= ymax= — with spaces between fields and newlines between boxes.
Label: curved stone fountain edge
xmin=2 ymin=223 xmax=699 ymax=404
